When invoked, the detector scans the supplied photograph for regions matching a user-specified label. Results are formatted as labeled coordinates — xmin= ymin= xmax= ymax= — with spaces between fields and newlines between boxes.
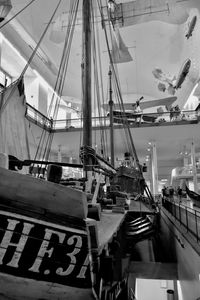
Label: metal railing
xmin=25 ymin=103 xmax=199 ymax=131
xmin=162 ymin=198 xmax=200 ymax=243
xmin=25 ymin=103 xmax=52 ymax=129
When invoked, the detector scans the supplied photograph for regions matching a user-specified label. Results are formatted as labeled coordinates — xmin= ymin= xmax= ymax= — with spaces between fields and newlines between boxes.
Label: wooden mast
xmin=82 ymin=0 xmax=93 ymax=190
xmin=108 ymin=67 xmax=115 ymax=167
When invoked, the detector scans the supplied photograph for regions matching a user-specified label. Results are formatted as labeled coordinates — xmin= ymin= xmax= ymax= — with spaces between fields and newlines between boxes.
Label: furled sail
xmin=0 ymin=78 xmax=30 ymax=165
xmin=111 ymin=27 xmax=133 ymax=64
xmin=49 ymin=12 xmax=68 ymax=44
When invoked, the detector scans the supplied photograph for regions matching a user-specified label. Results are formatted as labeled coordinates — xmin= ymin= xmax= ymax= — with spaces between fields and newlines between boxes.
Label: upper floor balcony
xmin=25 ymin=103 xmax=199 ymax=132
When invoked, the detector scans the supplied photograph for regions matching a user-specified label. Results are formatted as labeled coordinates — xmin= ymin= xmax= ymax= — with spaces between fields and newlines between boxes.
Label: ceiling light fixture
xmin=0 ymin=0 xmax=12 ymax=23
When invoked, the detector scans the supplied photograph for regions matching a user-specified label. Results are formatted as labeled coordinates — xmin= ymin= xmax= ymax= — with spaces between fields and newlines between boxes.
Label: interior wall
xmin=135 ymin=279 xmax=174 ymax=300
xmin=160 ymin=208 xmax=200 ymax=300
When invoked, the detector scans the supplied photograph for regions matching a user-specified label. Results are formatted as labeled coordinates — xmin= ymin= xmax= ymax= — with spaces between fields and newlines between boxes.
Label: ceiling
xmin=2 ymin=0 xmax=200 ymax=103
xmin=2 ymin=0 xmax=200 ymax=185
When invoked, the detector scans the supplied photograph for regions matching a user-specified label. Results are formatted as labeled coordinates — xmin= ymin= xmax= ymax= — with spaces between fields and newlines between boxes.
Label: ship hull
xmin=0 ymin=167 xmax=98 ymax=299
xmin=0 ymin=167 xmax=130 ymax=299
xmin=185 ymin=185 xmax=200 ymax=208
xmin=0 ymin=209 xmax=96 ymax=299
xmin=0 ymin=272 xmax=94 ymax=300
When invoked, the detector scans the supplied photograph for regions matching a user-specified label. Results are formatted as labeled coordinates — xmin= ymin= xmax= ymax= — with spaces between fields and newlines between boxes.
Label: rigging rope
xmin=91 ymin=2 xmax=109 ymax=161
xmin=42 ymin=0 xmax=80 ymax=162
xmin=93 ymin=3 xmax=109 ymax=158
xmin=34 ymin=0 xmax=80 ymax=163
xmin=0 ymin=0 xmax=62 ymax=116
xmin=0 ymin=0 xmax=39 ymax=30
xmin=97 ymin=0 xmax=144 ymax=173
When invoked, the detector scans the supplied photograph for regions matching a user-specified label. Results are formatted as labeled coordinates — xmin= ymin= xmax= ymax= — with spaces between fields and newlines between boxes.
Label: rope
xmin=97 ymin=1 xmax=155 ymax=202
xmin=0 ymin=0 xmax=39 ymax=30
xmin=0 ymin=0 xmax=62 ymax=117
xmin=44 ymin=0 xmax=80 ymax=161
xmin=34 ymin=0 xmax=80 ymax=163
xmin=91 ymin=3 xmax=108 ymax=161
xmin=93 ymin=2 xmax=109 ymax=158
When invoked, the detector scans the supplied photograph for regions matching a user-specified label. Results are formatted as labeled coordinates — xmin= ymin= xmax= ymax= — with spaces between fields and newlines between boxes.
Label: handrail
xmin=162 ymin=198 xmax=200 ymax=243
xmin=25 ymin=103 xmax=52 ymax=130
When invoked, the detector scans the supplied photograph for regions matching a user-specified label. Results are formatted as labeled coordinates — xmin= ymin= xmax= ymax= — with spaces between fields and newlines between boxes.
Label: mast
xmin=82 ymin=0 xmax=93 ymax=188
xmin=108 ymin=67 xmax=115 ymax=167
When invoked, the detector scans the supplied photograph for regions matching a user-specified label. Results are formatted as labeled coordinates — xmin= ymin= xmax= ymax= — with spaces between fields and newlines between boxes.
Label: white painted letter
xmin=0 ymin=219 xmax=34 ymax=268
xmin=56 ymin=235 xmax=82 ymax=276
xmin=29 ymin=228 xmax=65 ymax=273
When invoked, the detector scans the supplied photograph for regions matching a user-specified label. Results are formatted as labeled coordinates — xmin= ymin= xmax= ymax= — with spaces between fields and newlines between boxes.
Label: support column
xmin=151 ymin=142 xmax=159 ymax=196
xmin=183 ymin=155 xmax=189 ymax=167
xmin=58 ymin=145 xmax=62 ymax=163
xmin=191 ymin=141 xmax=198 ymax=192
xmin=38 ymin=82 xmax=48 ymax=116
xmin=0 ymin=33 xmax=2 ymax=68
xmin=0 ymin=34 xmax=3 ymax=111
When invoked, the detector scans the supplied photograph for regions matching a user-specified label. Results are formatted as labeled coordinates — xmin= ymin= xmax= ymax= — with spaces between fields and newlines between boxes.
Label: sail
xmin=0 ymin=78 xmax=30 ymax=164
xmin=108 ymin=0 xmax=189 ymax=27
xmin=111 ymin=27 xmax=133 ymax=64
xmin=49 ymin=12 xmax=68 ymax=44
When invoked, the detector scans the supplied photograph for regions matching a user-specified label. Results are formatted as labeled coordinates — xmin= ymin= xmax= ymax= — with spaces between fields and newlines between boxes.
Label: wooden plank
xmin=0 ymin=167 xmax=88 ymax=220
xmin=97 ymin=211 xmax=126 ymax=252
xmin=0 ymin=273 xmax=94 ymax=300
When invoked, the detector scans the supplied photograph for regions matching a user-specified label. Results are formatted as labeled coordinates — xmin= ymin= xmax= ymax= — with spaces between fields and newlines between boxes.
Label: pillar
xmin=58 ymin=145 xmax=62 ymax=162
xmin=151 ymin=142 xmax=159 ymax=196
xmin=38 ymin=82 xmax=48 ymax=116
xmin=183 ymin=155 xmax=189 ymax=167
xmin=0 ymin=33 xmax=2 ymax=68
xmin=191 ymin=141 xmax=198 ymax=192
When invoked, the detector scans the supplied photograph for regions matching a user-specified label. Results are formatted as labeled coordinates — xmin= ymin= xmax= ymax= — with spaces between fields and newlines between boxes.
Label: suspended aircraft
xmin=175 ymin=58 xmax=191 ymax=89
xmin=153 ymin=59 xmax=192 ymax=95
xmin=102 ymin=96 xmax=177 ymax=124
xmin=185 ymin=15 xmax=197 ymax=39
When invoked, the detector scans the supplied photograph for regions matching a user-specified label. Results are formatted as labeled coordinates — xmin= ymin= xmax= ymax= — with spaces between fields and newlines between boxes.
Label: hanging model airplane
xmin=153 ymin=59 xmax=191 ymax=95
xmin=175 ymin=58 xmax=191 ymax=89
xmin=103 ymin=96 xmax=177 ymax=124
xmin=185 ymin=15 xmax=197 ymax=39
xmin=102 ymin=96 xmax=177 ymax=111
xmin=168 ymin=58 xmax=192 ymax=94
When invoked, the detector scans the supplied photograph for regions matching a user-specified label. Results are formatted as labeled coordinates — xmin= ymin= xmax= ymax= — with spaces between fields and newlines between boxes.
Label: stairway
xmin=125 ymin=215 xmax=156 ymax=253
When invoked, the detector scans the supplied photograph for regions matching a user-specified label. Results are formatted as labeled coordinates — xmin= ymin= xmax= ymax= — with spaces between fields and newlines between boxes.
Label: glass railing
xmin=25 ymin=103 xmax=199 ymax=131
xmin=162 ymin=198 xmax=200 ymax=243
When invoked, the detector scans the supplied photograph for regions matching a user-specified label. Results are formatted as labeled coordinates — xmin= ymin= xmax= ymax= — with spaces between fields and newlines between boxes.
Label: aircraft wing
xmin=102 ymin=96 xmax=177 ymax=111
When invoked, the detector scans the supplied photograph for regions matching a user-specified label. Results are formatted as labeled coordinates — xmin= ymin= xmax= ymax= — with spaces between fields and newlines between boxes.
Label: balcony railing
xmin=25 ymin=103 xmax=199 ymax=131
xmin=25 ymin=103 xmax=52 ymax=130
xmin=162 ymin=198 xmax=200 ymax=243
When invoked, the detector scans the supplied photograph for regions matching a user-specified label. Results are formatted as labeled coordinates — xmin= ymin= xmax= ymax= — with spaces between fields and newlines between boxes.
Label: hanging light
xmin=0 ymin=0 xmax=12 ymax=23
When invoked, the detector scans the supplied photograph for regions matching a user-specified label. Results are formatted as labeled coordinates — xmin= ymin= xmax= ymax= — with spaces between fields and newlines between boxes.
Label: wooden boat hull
xmin=0 ymin=167 xmax=88 ymax=220
xmin=185 ymin=185 xmax=200 ymax=208
xmin=0 ymin=272 xmax=94 ymax=300
xmin=0 ymin=209 xmax=96 ymax=299
xmin=0 ymin=167 xmax=130 ymax=299
xmin=0 ymin=167 xmax=98 ymax=299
